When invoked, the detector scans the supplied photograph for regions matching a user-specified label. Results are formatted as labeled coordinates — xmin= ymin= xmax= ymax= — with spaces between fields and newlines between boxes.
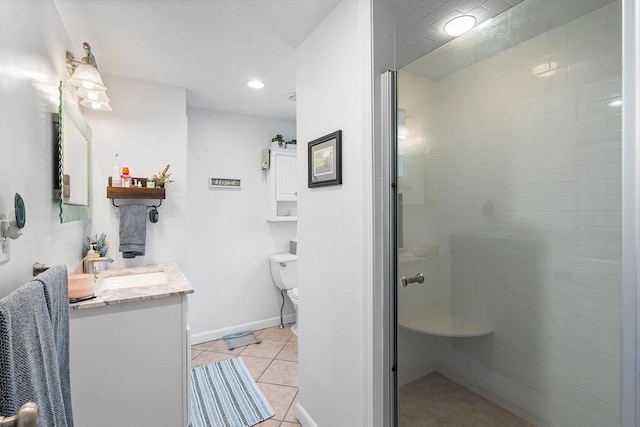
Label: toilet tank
xmin=269 ymin=253 xmax=297 ymax=290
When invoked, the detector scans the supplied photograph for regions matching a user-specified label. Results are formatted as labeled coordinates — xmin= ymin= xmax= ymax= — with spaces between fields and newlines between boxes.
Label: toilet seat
xmin=287 ymin=287 xmax=298 ymax=301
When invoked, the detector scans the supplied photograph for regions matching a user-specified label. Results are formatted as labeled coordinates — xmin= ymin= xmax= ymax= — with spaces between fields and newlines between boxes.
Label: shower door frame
xmin=375 ymin=2 xmax=640 ymax=425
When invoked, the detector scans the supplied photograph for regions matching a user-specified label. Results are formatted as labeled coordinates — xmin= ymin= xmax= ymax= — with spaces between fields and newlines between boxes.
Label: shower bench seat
xmin=399 ymin=308 xmax=494 ymax=337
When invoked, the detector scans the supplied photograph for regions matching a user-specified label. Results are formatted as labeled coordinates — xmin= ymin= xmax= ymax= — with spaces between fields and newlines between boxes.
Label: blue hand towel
xmin=33 ymin=265 xmax=73 ymax=427
xmin=119 ymin=204 xmax=147 ymax=258
xmin=0 ymin=281 xmax=69 ymax=427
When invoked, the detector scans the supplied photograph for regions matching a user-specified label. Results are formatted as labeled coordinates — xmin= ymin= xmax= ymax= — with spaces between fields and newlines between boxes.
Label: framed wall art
xmin=307 ymin=130 xmax=342 ymax=188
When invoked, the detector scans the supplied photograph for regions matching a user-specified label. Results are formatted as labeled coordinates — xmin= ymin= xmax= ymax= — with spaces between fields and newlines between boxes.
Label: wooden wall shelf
xmin=106 ymin=177 xmax=166 ymax=200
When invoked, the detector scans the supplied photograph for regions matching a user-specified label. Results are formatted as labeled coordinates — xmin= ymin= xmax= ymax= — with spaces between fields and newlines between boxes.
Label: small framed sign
xmin=209 ymin=178 xmax=242 ymax=189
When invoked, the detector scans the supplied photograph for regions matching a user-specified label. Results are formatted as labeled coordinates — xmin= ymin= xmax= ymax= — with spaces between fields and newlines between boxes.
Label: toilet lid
xmin=289 ymin=288 xmax=299 ymax=300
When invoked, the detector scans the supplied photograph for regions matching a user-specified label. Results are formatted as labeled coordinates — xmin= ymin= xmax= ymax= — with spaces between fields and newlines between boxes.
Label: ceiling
xmin=53 ymin=0 xmax=340 ymax=121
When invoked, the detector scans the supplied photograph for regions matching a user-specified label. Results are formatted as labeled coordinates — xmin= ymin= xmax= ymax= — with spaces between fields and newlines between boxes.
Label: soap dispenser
xmin=83 ymin=244 xmax=98 ymax=273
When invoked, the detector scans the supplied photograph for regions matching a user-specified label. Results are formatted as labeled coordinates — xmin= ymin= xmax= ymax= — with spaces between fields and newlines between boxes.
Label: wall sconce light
xmin=66 ymin=42 xmax=112 ymax=111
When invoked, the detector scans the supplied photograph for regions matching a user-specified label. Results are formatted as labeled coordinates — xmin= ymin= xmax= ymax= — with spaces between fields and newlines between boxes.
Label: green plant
xmin=286 ymin=138 xmax=297 ymax=145
xmin=271 ymin=134 xmax=285 ymax=147
xmin=153 ymin=164 xmax=172 ymax=187
xmin=83 ymin=233 xmax=108 ymax=257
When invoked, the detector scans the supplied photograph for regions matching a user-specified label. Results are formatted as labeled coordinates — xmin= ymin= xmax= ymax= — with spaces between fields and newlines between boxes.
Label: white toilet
xmin=269 ymin=252 xmax=299 ymax=336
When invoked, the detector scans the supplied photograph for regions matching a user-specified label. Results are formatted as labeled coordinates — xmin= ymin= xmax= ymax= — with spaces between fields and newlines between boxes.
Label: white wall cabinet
xmin=267 ymin=148 xmax=297 ymax=221
xmin=69 ymin=296 xmax=190 ymax=427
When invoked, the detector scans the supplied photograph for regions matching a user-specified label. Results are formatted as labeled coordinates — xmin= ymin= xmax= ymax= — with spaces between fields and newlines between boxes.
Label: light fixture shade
xmin=443 ymin=15 xmax=477 ymax=37
xmin=75 ymin=88 xmax=110 ymax=102
xmin=68 ymin=63 xmax=107 ymax=91
xmin=80 ymin=98 xmax=112 ymax=111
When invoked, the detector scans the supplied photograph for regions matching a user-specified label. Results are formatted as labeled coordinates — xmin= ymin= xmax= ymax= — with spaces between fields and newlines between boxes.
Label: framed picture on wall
xmin=307 ymin=130 xmax=342 ymax=188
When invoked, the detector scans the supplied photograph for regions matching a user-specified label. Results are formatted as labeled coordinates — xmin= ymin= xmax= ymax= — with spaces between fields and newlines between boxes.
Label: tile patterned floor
xmin=191 ymin=324 xmax=300 ymax=427
xmin=399 ymin=372 xmax=535 ymax=427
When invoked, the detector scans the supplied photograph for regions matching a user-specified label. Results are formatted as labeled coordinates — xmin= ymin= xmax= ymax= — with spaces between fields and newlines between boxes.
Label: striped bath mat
xmin=190 ymin=357 xmax=274 ymax=427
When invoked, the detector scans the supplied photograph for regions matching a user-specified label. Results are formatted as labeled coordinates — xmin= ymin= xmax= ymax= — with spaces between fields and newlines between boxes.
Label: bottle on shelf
xmin=121 ymin=167 xmax=131 ymax=188
xmin=112 ymin=153 xmax=121 ymax=187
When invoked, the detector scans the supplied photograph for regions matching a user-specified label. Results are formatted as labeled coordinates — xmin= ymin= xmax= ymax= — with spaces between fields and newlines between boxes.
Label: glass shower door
xmin=394 ymin=1 xmax=623 ymax=426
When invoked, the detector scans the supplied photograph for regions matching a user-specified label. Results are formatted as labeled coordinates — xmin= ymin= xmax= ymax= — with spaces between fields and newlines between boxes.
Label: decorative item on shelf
xmin=152 ymin=164 xmax=172 ymax=188
xmin=285 ymin=138 xmax=297 ymax=150
xmin=82 ymin=233 xmax=109 ymax=257
xmin=271 ymin=134 xmax=285 ymax=148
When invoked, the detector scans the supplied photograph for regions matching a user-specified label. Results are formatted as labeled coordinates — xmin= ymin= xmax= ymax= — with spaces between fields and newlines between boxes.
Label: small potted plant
xmin=271 ymin=134 xmax=285 ymax=148
xmin=285 ymin=138 xmax=297 ymax=150
xmin=153 ymin=164 xmax=172 ymax=188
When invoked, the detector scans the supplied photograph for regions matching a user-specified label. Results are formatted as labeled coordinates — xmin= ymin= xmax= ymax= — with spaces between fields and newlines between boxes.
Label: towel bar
xmin=0 ymin=402 xmax=38 ymax=427
xmin=111 ymin=199 xmax=163 ymax=209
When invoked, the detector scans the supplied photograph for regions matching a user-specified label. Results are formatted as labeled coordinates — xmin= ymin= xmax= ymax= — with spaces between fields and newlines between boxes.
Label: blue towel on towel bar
xmin=0 ymin=281 xmax=69 ymax=427
xmin=119 ymin=204 xmax=147 ymax=258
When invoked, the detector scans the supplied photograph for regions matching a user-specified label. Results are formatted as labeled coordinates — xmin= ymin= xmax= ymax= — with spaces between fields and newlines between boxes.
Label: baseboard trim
xmin=190 ymin=314 xmax=296 ymax=345
xmin=295 ymin=402 xmax=319 ymax=427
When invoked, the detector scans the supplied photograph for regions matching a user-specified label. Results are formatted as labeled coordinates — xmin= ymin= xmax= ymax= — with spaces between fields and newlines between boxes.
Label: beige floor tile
xmin=257 ymin=383 xmax=297 ymax=421
xmin=191 ymin=350 xmax=202 ymax=360
xmin=206 ymin=339 xmax=245 ymax=355
xmin=259 ymin=360 xmax=298 ymax=387
xmin=254 ymin=419 xmax=280 ymax=427
xmin=288 ymin=333 xmax=298 ymax=343
xmin=284 ymin=399 xmax=298 ymax=422
xmin=280 ymin=422 xmax=301 ymax=427
xmin=190 ymin=350 xmax=234 ymax=368
xmin=276 ymin=341 xmax=298 ymax=362
xmin=259 ymin=325 xmax=293 ymax=342
xmin=239 ymin=355 xmax=272 ymax=380
xmin=402 ymin=373 xmax=531 ymax=427
xmin=191 ymin=341 xmax=213 ymax=351
xmin=399 ymin=414 xmax=438 ymax=427
xmin=240 ymin=339 xmax=286 ymax=359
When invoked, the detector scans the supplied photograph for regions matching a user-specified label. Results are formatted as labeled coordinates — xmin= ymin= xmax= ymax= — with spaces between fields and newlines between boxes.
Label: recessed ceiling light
xmin=246 ymin=80 xmax=266 ymax=89
xmin=443 ymin=15 xmax=477 ymax=37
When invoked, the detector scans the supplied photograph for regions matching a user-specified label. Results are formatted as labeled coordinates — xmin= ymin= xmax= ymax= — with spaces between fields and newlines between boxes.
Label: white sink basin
xmin=101 ymin=271 xmax=168 ymax=290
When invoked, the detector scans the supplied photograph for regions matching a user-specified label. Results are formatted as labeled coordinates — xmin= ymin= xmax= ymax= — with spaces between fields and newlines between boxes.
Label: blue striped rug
xmin=190 ymin=357 xmax=275 ymax=427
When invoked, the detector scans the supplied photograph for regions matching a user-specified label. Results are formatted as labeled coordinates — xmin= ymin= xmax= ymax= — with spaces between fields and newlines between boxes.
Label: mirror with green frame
xmin=56 ymin=81 xmax=92 ymax=223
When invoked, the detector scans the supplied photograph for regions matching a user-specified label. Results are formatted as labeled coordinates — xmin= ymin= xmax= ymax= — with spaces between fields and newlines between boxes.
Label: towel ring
xmin=111 ymin=199 xmax=163 ymax=209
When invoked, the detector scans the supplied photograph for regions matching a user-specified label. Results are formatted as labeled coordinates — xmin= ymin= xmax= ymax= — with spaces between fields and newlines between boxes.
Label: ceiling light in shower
xmin=444 ymin=15 xmax=477 ymax=37
xmin=532 ymin=62 xmax=558 ymax=78
xmin=247 ymin=80 xmax=266 ymax=89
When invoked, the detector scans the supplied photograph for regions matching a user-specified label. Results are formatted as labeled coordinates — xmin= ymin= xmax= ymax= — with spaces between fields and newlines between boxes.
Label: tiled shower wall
xmin=403 ymin=2 xmax=622 ymax=426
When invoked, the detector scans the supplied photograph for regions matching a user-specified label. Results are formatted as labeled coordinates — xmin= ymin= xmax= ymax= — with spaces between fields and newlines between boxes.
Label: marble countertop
xmin=69 ymin=262 xmax=194 ymax=310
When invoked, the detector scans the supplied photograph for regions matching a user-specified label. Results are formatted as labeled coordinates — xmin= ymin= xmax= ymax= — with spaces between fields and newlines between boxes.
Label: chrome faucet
xmin=83 ymin=256 xmax=114 ymax=281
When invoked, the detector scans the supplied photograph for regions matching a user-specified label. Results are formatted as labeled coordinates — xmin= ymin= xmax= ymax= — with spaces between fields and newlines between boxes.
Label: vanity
xmin=68 ymin=263 xmax=194 ymax=427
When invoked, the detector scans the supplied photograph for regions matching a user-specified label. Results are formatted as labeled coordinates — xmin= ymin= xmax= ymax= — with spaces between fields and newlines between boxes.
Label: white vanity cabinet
xmin=68 ymin=264 xmax=193 ymax=427
xmin=267 ymin=148 xmax=297 ymax=221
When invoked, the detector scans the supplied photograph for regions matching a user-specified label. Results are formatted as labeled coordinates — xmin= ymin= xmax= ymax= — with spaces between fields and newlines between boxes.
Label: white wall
xmin=86 ymin=74 xmax=188 ymax=269
xmin=296 ymin=1 xmax=373 ymax=425
xmin=186 ymin=108 xmax=296 ymax=340
xmin=0 ymin=0 xmax=89 ymax=295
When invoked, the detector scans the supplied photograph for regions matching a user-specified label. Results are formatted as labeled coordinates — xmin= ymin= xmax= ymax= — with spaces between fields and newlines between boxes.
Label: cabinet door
xmin=275 ymin=154 xmax=297 ymax=201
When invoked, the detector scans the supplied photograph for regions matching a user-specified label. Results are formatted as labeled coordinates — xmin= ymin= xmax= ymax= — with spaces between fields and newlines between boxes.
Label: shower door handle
xmin=400 ymin=273 xmax=424 ymax=287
